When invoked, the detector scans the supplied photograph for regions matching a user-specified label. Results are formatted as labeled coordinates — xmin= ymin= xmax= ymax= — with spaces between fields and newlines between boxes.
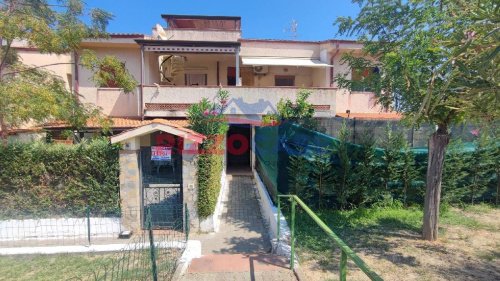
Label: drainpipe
xmin=235 ymin=46 xmax=240 ymax=86
xmin=140 ymin=45 xmax=145 ymax=120
xmin=73 ymin=51 xmax=79 ymax=97
xmin=330 ymin=41 xmax=340 ymax=87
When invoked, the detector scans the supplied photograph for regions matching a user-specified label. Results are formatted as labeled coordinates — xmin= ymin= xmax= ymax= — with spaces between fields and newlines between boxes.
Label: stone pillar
xmin=119 ymin=137 xmax=142 ymax=232
xmin=182 ymin=139 xmax=199 ymax=231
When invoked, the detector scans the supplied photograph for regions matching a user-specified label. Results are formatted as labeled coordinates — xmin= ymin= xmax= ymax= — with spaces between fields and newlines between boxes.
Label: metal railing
xmin=277 ymin=195 xmax=383 ymax=281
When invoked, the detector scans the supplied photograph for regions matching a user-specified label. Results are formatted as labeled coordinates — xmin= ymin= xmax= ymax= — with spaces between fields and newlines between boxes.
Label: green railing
xmin=277 ymin=195 xmax=384 ymax=281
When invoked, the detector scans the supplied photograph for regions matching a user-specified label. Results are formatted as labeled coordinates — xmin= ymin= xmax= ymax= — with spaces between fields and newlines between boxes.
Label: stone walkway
xmin=184 ymin=175 xmax=296 ymax=281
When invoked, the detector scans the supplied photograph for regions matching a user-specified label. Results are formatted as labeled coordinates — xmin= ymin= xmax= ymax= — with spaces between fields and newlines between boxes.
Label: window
xmin=275 ymin=75 xmax=295 ymax=87
xmin=351 ymin=67 xmax=378 ymax=91
xmin=185 ymin=73 xmax=207 ymax=86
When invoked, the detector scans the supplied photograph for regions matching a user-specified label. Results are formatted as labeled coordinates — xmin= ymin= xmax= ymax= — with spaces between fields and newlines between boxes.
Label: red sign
xmin=151 ymin=146 xmax=172 ymax=161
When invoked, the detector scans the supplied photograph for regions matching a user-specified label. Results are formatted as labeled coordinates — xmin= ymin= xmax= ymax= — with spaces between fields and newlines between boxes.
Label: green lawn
xmin=0 ymin=253 xmax=114 ymax=281
xmin=287 ymin=203 xmax=500 ymax=281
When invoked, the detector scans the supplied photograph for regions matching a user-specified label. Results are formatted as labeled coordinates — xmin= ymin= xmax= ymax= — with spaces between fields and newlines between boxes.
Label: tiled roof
xmin=335 ymin=112 xmax=402 ymax=120
xmin=43 ymin=117 xmax=189 ymax=129
xmin=110 ymin=118 xmax=205 ymax=143
xmin=145 ymin=103 xmax=193 ymax=111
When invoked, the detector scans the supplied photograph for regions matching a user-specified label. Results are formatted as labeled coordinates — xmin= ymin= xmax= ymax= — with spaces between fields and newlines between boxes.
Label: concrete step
xmin=182 ymin=253 xmax=296 ymax=281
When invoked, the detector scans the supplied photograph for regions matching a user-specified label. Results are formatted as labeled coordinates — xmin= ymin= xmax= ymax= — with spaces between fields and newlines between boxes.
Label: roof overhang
xmin=111 ymin=121 xmax=205 ymax=144
xmin=241 ymin=57 xmax=332 ymax=67
xmin=136 ymin=40 xmax=240 ymax=54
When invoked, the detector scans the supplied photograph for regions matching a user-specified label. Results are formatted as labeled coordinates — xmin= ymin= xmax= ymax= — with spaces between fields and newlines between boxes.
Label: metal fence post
xmin=146 ymin=208 xmax=158 ymax=281
xmin=340 ymin=250 xmax=347 ymax=281
xmin=290 ymin=197 xmax=296 ymax=270
xmin=277 ymin=196 xmax=281 ymax=245
xmin=86 ymin=205 xmax=91 ymax=245
xmin=184 ymin=203 xmax=190 ymax=241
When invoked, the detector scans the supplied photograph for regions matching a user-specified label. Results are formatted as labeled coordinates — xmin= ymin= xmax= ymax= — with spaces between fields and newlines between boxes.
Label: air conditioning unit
xmin=253 ymin=65 xmax=269 ymax=74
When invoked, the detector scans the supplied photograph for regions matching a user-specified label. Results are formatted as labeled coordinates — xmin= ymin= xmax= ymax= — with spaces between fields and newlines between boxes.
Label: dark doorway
xmin=227 ymin=67 xmax=236 ymax=86
xmin=227 ymin=124 xmax=251 ymax=171
xmin=140 ymin=132 xmax=183 ymax=229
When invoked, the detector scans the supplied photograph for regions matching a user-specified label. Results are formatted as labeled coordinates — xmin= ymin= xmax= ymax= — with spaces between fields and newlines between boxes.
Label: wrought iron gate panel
xmin=140 ymin=146 xmax=183 ymax=230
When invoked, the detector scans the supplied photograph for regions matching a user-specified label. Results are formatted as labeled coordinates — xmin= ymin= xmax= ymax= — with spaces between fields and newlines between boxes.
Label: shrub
xmin=0 ymin=138 xmax=120 ymax=218
xmin=188 ymin=88 xmax=229 ymax=219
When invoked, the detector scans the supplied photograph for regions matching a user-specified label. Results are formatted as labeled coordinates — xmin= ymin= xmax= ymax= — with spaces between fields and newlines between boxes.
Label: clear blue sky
xmin=85 ymin=0 xmax=360 ymax=41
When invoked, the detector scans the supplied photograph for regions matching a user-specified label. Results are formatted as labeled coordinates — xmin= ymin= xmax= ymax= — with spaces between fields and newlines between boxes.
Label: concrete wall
xmin=317 ymin=117 xmax=481 ymax=147
xmin=16 ymin=49 xmax=72 ymax=89
xmin=143 ymin=86 xmax=337 ymax=117
xmin=240 ymin=41 xmax=320 ymax=58
xmin=157 ymin=29 xmax=241 ymax=42
xmin=181 ymin=140 xmax=199 ymax=231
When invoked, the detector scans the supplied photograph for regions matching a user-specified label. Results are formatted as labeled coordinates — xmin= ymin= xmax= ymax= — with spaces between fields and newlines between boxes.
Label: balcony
xmin=142 ymin=86 xmax=337 ymax=118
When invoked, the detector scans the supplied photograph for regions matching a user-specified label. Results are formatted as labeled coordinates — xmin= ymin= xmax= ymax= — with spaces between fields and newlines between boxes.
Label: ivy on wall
xmin=0 ymin=138 xmax=120 ymax=218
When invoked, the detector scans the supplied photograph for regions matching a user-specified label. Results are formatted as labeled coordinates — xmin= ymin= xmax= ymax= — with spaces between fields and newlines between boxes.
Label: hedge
xmin=0 ymin=138 xmax=120 ymax=218
xmin=196 ymin=152 xmax=224 ymax=219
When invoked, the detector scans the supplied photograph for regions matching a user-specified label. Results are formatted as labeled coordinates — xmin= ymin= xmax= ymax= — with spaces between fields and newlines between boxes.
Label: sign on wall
xmin=151 ymin=146 xmax=172 ymax=161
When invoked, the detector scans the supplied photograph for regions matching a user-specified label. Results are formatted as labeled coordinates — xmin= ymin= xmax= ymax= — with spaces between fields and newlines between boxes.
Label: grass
xmin=0 ymin=248 xmax=181 ymax=281
xmin=0 ymin=253 xmax=114 ymax=281
xmin=285 ymin=202 xmax=500 ymax=281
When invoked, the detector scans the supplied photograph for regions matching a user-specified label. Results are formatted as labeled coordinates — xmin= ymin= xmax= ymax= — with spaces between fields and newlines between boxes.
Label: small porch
xmin=111 ymin=119 xmax=205 ymax=232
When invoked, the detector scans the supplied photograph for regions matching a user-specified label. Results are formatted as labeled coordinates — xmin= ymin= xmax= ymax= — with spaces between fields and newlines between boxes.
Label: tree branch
xmin=3 ymin=62 xmax=79 ymax=76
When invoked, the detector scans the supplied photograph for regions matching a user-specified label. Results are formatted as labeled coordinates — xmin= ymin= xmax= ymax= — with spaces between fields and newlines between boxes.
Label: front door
xmin=226 ymin=124 xmax=251 ymax=171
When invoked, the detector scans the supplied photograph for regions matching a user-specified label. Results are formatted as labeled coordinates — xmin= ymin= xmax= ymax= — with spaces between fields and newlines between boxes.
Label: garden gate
xmin=141 ymin=146 xmax=183 ymax=229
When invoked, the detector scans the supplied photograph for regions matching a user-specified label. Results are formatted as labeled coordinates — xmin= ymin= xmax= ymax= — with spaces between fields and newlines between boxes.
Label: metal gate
xmin=141 ymin=147 xmax=183 ymax=229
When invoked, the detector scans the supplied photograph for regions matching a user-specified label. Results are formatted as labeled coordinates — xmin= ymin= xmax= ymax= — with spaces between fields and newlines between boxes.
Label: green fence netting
xmin=255 ymin=122 xmax=485 ymax=203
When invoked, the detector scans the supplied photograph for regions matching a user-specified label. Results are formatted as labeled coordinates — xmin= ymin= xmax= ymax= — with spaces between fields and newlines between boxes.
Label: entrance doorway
xmin=140 ymin=132 xmax=183 ymax=229
xmin=226 ymin=124 xmax=251 ymax=172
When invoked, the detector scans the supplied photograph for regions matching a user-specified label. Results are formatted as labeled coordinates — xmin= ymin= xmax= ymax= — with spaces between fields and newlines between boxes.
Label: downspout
xmin=140 ymin=45 xmax=145 ymax=120
xmin=73 ymin=51 xmax=79 ymax=97
xmin=330 ymin=41 xmax=340 ymax=87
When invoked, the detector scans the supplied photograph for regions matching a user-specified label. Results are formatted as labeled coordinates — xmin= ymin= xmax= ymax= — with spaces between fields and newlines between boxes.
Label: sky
xmin=84 ymin=0 xmax=360 ymax=41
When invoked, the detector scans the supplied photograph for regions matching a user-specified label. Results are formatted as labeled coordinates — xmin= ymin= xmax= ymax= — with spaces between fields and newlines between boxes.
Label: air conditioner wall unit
xmin=253 ymin=65 xmax=269 ymax=74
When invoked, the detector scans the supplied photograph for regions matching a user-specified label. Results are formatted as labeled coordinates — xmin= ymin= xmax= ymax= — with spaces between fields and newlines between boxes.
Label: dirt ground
xmin=297 ymin=208 xmax=500 ymax=281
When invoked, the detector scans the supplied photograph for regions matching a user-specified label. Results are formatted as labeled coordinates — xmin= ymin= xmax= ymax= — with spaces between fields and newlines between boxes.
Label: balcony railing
xmin=142 ymin=86 xmax=337 ymax=117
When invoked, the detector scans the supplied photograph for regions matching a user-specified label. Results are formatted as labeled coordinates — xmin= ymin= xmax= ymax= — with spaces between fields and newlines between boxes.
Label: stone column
xmin=182 ymin=139 xmax=199 ymax=231
xmin=119 ymin=137 xmax=142 ymax=232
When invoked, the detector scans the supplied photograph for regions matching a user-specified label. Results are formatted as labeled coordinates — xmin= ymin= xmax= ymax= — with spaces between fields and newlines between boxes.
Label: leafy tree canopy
xmin=0 ymin=0 xmax=136 ymax=140
xmin=335 ymin=0 xmax=499 ymax=127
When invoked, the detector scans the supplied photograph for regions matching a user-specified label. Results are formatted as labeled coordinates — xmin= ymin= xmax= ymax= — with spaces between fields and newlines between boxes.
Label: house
xmin=10 ymin=14 xmax=395 ymax=230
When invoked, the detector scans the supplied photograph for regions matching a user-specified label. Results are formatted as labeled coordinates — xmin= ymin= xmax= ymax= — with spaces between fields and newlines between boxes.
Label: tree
xmin=333 ymin=120 xmax=353 ymax=209
xmin=287 ymin=149 xmax=311 ymax=200
xmin=0 ymin=0 xmax=137 ymax=142
xmin=335 ymin=0 xmax=499 ymax=241
xmin=310 ymin=147 xmax=334 ymax=209
xmin=276 ymin=89 xmax=321 ymax=131
xmin=351 ymin=132 xmax=379 ymax=205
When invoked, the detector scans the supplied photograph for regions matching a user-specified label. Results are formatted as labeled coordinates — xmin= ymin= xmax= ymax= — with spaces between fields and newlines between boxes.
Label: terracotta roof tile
xmin=336 ymin=112 xmax=402 ymax=120
xmin=43 ymin=117 xmax=190 ymax=129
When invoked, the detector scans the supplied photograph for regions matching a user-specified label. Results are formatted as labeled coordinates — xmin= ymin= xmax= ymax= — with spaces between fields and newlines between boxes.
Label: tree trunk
xmin=423 ymin=124 xmax=450 ymax=241
xmin=0 ymin=116 xmax=8 ymax=146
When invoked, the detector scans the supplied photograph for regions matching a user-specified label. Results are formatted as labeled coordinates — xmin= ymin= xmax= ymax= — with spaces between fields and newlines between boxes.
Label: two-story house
xmin=12 ymin=14 xmax=389 ymax=170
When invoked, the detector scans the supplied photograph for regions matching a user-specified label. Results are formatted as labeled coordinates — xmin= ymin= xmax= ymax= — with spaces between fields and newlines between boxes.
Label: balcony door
xmin=185 ymin=73 xmax=207 ymax=86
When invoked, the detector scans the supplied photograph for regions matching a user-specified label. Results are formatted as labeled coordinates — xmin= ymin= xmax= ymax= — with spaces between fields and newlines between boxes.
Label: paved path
xmin=184 ymin=175 xmax=296 ymax=281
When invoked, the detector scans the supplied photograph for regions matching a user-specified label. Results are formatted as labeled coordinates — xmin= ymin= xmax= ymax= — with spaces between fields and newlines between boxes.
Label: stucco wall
xmin=159 ymin=29 xmax=241 ymax=42
xmin=143 ymin=86 xmax=336 ymax=117
xmin=17 ymin=50 xmax=72 ymax=89
xmin=240 ymin=41 xmax=320 ymax=58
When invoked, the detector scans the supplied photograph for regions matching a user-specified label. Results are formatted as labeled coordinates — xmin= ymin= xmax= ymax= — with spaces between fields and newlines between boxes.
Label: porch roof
xmin=110 ymin=119 xmax=206 ymax=144
xmin=241 ymin=57 xmax=332 ymax=68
